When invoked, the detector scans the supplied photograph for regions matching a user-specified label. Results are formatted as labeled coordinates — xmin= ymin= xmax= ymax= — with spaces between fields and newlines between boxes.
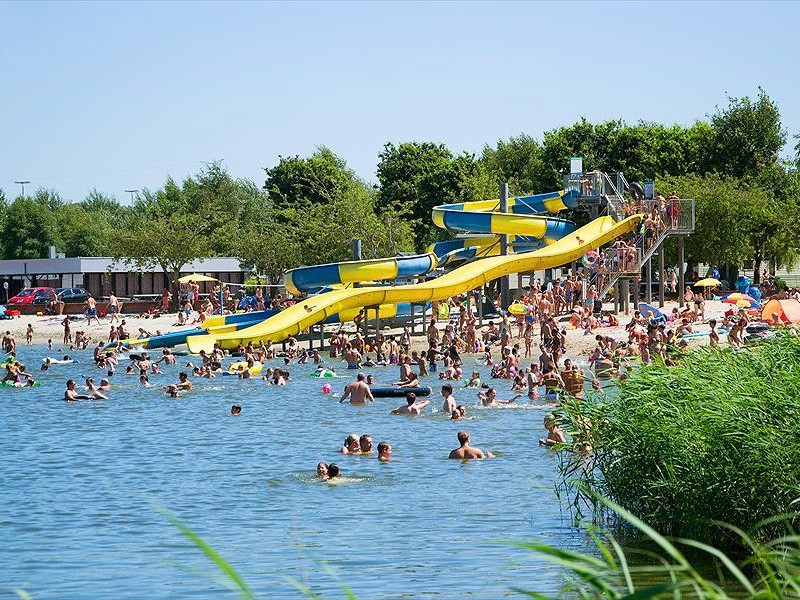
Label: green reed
xmin=558 ymin=334 xmax=800 ymax=546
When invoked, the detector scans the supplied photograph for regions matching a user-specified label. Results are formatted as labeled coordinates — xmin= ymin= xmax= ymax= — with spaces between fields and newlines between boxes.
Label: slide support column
xmin=499 ymin=182 xmax=510 ymax=311
xmin=678 ymin=236 xmax=685 ymax=308
xmin=658 ymin=246 xmax=665 ymax=308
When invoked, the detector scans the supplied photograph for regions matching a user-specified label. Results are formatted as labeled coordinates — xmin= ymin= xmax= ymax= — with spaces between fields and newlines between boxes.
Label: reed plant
xmin=558 ymin=334 xmax=800 ymax=546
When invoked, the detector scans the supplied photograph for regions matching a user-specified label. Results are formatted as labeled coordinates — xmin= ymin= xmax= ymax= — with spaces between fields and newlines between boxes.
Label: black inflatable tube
xmin=369 ymin=386 xmax=432 ymax=398
xmin=629 ymin=181 xmax=645 ymax=200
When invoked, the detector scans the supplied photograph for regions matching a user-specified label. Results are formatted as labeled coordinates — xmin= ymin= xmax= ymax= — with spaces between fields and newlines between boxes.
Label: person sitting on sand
xmin=340 ymin=434 xmax=361 ymax=454
xmin=377 ymin=441 xmax=392 ymax=462
xmin=539 ymin=414 xmax=567 ymax=447
xmin=339 ymin=373 xmax=374 ymax=404
xmin=390 ymin=392 xmax=430 ymax=415
xmin=448 ymin=430 xmax=493 ymax=459
xmin=478 ymin=388 xmax=522 ymax=406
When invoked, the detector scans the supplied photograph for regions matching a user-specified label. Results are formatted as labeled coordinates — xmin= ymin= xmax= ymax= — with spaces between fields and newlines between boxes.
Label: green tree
xmin=264 ymin=147 xmax=351 ymax=208
xmin=237 ymin=224 xmax=302 ymax=292
xmin=0 ymin=190 xmax=7 ymax=258
xmin=31 ymin=188 xmax=65 ymax=213
xmin=377 ymin=142 xmax=480 ymax=249
xmin=709 ymin=88 xmax=786 ymax=179
xmin=113 ymin=165 xmax=254 ymax=308
xmin=80 ymin=190 xmax=132 ymax=230
xmin=658 ymin=173 xmax=800 ymax=283
xmin=56 ymin=203 xmax=114 ymax=257
xmin=1 ymin=197 xmax=61 ymax=259
xmin=479 ymin=134 xmax=548 ymax=195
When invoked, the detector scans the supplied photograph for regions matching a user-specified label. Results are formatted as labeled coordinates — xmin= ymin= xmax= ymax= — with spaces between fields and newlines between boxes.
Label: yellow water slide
xmin=186 ymin=215 xmax=641 ymax=353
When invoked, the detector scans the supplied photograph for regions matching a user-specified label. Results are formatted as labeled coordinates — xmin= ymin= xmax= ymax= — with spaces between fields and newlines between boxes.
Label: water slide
xmin=116 ymin=309 xmax=279 ymax=350
xmin=285 ymin=189 xmax=582 ymax=292
xmin=186 ymin=213 xmax=641 ymax=353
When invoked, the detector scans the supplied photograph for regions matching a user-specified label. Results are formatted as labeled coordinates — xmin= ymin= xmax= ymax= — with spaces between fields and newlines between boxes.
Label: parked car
xmin=8 ymin=287 xmax=56 ymax=305
xmin=32 ymin=287 xmax=89 ymax=305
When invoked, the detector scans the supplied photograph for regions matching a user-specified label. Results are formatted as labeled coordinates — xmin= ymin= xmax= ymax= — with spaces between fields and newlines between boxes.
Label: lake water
xmin=1 ymin=345 xmax=595 ymax=599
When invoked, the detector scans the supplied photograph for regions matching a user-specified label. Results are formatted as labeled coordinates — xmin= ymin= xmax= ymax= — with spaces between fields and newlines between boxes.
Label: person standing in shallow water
xmin=448 ymin=431 xmax=493 ymax=459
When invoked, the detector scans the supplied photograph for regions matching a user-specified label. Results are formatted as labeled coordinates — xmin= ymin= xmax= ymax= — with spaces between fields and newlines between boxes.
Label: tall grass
xmin=558 ymin=334 xmax=800 ymax=546
xmin=515 ymin=494 xmax=800 ymax=598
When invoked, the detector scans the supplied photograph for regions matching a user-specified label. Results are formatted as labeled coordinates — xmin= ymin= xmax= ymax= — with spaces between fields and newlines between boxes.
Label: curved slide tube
xmin=285 ymin=189 xmax=580 ymax=294
xmin=115 ymin=309 xmax=279 ymax=350
xmin=187 ymin=215 xmax=642 ymax=353
xmin=285 ymin=253 xmax=438 ymax=297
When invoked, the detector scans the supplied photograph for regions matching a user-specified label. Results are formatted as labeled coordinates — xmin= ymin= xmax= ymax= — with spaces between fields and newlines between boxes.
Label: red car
xmin=8 ymin=287 xmax=56 ymax=305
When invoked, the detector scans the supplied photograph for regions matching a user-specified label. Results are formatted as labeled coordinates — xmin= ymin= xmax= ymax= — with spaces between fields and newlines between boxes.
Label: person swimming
xmin=317 ymin=462 xmax=329 ymax=477
xmin=377 ymin=441 xmax=392 ymax=461
xmin=340 ymin=434 xmax=360 ymax=454
xmin=539 ymin=414 xmax=567 ymax=447
xmin=231 ymin=404 xmax=241 ymax=416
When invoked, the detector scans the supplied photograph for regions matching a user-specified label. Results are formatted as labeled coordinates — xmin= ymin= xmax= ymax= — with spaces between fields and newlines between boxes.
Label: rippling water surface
xmin=1 ymin=345 xmax=594 ymax=598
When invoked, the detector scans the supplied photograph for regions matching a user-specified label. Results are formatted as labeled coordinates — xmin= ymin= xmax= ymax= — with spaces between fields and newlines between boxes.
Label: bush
xmin=560 ymin=335 xmax=800 ymax=546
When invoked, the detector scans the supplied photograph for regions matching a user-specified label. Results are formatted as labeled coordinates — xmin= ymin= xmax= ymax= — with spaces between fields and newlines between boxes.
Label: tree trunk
xmin=752 ymin=251 xmax=762 ymax=284
xmin=170 ymin=269 xmax=181 ymax=312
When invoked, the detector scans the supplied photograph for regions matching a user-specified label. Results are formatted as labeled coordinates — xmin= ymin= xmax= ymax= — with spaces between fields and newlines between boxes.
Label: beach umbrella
xmin=723 ymin=293 xmax=756 ymax=304
xmin=694 ymin=278 xmax=721 ymax=287
xmin=178 ymin=273 xmax=219 ymax=284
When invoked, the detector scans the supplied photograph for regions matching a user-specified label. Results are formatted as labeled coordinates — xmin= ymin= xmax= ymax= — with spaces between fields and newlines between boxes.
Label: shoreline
xmin=1 ymin=299 xmax=731 ymax=360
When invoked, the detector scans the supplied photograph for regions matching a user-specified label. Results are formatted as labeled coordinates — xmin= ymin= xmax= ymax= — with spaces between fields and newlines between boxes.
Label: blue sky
xmin=1 ymin=1 xmax=798 ymax=202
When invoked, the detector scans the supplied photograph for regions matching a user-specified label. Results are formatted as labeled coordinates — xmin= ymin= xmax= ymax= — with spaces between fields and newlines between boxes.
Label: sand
xmin=1 ymin=300 xmax=734 ymax=359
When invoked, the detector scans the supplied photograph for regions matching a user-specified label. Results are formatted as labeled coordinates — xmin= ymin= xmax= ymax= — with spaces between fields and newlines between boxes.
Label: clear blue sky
xmin=2 ymin=1 xmax=798 ymax=202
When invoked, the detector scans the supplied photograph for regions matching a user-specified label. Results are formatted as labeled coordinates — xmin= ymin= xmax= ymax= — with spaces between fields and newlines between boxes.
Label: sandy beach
xmin=2 ymin=299 xmax=733 ymax=359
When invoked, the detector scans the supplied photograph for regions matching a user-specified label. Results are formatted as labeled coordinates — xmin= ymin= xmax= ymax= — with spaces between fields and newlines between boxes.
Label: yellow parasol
xmin=178 ymin=273 xmax=219 ymax=284
xmin=694 ymin=278 xmax=721 ymax=287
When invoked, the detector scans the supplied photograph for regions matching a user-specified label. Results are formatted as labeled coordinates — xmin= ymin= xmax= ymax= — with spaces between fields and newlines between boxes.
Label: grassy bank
xmin=560 ymin=334 xmax=800 ymax=545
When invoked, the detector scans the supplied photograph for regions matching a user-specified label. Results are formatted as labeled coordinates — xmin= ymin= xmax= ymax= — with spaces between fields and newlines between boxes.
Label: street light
xmin=124 ymin=189 xmax=138 ymax=203
xmin=14 ymin=180 xmax=31 ymax=197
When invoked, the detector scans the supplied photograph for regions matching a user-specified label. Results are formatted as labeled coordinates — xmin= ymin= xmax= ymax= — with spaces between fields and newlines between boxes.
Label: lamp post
xmin=14 ymin=180 xmax=31 ymax=197
xmin=124 ymin=189 xmax=138 ymax=203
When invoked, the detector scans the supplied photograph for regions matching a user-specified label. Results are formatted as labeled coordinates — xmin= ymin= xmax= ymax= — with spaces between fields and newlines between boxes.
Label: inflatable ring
xmin=370 ymin=386 xmax=432 ymax=398
xmin=507 ymin=303 xmax=526 ymax=316
xmin=581 ymin=250 xmax=599 ymax=269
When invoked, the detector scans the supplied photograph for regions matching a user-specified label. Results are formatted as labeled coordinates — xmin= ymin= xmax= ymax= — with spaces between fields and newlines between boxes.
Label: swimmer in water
xmin=539 ymin=413 xmax=568 ymax=447
xmin=338 ymin=373 xmax=374 ymax=405
xmin=450 ymin=405 xmax=467 ymax=420
xmin=340 ymin=434 xmax=361 ymax=454
xmin=448 ymin=430 xmax=494 ymax=459
xmin=390 ymin=392 xmax=430 ymax=415
xmin=377 ymin=441 xmax=392 ymax=462
xmin=327 ymin=463 xmax=340 ymax=479
xmin=478 ymin=388 xmax=521 ymax=406
xmin=359 ymin=434 xmax=374 ymax=454
xmin=317 ymin=462 xmax=329 ymax=477
xmin=231 ymin=404 xmax=241 ymax=416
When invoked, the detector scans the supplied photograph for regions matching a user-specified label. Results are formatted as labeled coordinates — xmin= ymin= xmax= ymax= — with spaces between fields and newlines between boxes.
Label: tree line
xmin=1 ymin=88 xmax=798 ymax=297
